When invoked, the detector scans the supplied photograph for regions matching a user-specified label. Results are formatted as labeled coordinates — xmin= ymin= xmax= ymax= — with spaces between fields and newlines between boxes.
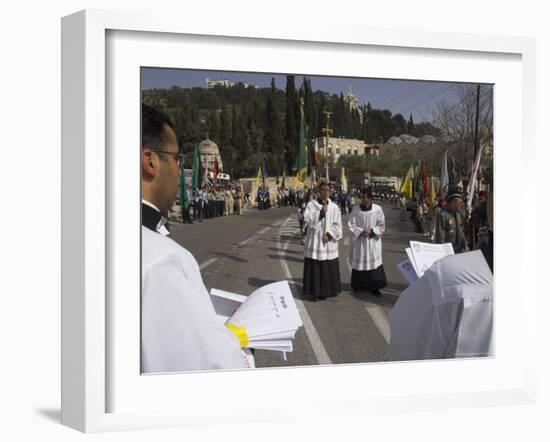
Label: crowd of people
xmin=399 ymin=186 xmax=492 ymax=266
xmin=180 ymin=183 xmax=248 ymax=223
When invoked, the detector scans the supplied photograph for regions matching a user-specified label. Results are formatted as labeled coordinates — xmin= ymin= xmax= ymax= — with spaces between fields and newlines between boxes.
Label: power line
xmin=394 ymin=84 xmax=457 ymax=117
xmin=431 ymin=88 xmax=492 ymax=125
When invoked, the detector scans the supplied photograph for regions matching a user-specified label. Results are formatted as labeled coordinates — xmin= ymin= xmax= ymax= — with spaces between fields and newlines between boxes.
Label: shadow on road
xmin=248 ymin=276 xmax=279 ymax=287
xmin=268 ymin=247 xmax=302 ymax=255
xmin=212 ymin=252 xmax=248 ymax=263
xmin=348 ymin=289 xmax=399 ymax=308
xmin=278 ymin=234 xmax=300 ymax=242
xmin=267 ymin=254 xmax=303 ymax=264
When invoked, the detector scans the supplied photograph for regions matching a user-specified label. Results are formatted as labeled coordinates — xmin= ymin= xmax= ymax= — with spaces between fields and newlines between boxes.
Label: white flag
xmin=341 ymin=167 xmax=348 ymax=193
xmin=466 ymin=144 xmax=484 ymax=209
xmin=439 ymin=151 xmax=449 ymax=196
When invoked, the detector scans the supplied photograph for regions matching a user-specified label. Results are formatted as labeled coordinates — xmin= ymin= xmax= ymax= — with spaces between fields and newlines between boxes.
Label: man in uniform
xmin=140 ymin=104 xmax=249 ymax=373
xmin=235 ymin=185 xmax=243 ymax=215
xmin=434 ymin=186 xmax=468 ymax=253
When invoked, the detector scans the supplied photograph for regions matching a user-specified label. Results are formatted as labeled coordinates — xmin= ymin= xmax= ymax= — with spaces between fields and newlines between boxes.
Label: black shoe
xmin=371 ymin=290 xmax=382 ymax=298
xmin=312 ymin=296 xmax=326 ymax=302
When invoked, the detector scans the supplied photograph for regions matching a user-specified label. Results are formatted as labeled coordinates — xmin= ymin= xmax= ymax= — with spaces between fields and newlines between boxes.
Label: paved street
xmin=169 ymin=201 xmax=425 ymax=369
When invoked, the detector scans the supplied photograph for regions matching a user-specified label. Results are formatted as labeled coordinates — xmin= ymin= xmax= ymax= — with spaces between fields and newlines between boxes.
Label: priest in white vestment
xmin=302 ymin=181 xmax=343 ymax=302
xmin=389 ymin=250 xmax=493 ymax=360
xmin=140 ymin=104 xmax=249 ymax=373
xmin=347 ymin=188 xmax=388 ymax=297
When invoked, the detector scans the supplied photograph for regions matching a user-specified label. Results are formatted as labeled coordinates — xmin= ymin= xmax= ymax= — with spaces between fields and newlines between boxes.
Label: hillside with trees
xmin=142 ymin=75 xmax=443 ymax=179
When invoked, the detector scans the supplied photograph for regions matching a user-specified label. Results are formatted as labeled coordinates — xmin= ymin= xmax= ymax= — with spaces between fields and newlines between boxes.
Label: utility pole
xmin=473 ymin=84 xmax=480 ymax=163
xmin=322 ymin=111 xmax=333 ymax=182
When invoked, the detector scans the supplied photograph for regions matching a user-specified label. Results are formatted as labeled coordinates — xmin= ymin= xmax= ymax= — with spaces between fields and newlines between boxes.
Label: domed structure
xmin=199 ymin=138 xmax=223 ymax=172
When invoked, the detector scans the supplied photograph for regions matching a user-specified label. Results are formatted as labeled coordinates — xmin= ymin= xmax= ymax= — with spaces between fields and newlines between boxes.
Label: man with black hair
xmin=348 ymin=188 xmax=387 ymax=297
xmin=302 ymin=181 xmax=343 ymax=302
xmin=140 ymin=104 xmax=249 ymax=373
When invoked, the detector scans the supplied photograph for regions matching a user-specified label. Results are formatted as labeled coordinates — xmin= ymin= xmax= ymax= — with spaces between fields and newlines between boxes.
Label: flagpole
xmin=322 ymin=111 xmax=333 ymax=183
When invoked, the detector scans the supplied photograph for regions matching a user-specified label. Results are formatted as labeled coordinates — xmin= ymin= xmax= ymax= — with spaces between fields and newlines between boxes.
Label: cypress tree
xmin=265 ymin=78 xmax=285 ymax=176
xmin=408 ymin=113 xmax=414 ymax=135
xmin=285 ymin=75 xmax=299 ymax=172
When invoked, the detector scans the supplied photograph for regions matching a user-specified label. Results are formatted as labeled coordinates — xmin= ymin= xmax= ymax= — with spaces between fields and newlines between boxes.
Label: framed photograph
xmin=62 ymin=9 xmax=537 ymax=433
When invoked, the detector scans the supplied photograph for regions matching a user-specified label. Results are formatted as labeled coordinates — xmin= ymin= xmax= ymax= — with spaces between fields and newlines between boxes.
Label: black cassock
xmin=350 ymin=204 xmax=387 ymax=292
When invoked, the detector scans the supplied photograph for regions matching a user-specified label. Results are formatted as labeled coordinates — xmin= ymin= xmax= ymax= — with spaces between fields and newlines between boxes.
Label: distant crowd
xmin=174 ymin=181 xmax=404 ymax=224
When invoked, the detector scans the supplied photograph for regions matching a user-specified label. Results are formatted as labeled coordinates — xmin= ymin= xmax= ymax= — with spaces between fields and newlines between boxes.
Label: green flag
xmin=296 ymin=102 xmax=308 ymax=185
xmin=192 ymin=144 xmax=200 ymax=190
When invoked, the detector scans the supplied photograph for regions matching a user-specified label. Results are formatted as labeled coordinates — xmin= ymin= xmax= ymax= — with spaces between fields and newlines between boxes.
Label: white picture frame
xmin=61 ymin=9 xmax=537 ymax=433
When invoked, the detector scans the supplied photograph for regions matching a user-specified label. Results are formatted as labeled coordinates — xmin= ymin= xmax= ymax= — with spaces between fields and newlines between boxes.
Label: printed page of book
xmin=405 ymin=248 xmax=420 ymax=276
xmin=228 ymin=281 xmax=303 ymax=338
xmin=409 ymin=241 xmax=454 ymax=277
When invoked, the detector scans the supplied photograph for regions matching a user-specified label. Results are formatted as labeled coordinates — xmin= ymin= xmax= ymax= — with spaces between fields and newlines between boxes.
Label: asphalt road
xmin=169 ymin=200 xmax=425 ymax=369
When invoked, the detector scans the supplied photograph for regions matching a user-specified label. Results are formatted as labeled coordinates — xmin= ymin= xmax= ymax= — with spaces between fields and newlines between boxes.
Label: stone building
xmin=198 ymin=137 xmax=223 ymax=172
xmin=316 ymin=136 xmax=380 ymax=165
xmin=205 ymin=78 xmax=258 ymax=89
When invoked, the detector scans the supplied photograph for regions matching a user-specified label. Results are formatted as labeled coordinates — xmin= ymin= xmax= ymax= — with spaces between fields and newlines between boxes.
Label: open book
xmin=397 ymin=241 xmax=455 ymax=284
xmin=209 ymin=281 xmax=303 ymax=357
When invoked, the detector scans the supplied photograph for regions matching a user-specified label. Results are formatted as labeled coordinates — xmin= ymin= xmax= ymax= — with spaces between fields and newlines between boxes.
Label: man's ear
xmin=141 ymin=148 xmax=158 ymax=177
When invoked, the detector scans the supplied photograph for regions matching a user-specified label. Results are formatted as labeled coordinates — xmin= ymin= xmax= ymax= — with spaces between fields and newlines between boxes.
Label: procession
xmin=140 ymin=71 xmax=494 ymax=373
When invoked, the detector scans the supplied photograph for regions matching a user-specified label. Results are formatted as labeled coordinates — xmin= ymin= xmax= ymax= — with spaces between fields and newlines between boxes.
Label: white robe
xmin=141 ymin=226 xmax=249 ymax=373
xmin=389 ymin=250 xmax=493 ymax=360
xmin=303 ymin=200 xmax=342 ymax=261
xmin=348 ymin=204 xmax=385 ymax=271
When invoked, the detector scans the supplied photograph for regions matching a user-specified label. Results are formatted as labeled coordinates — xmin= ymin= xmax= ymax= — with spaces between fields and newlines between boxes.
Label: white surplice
xmin=389 ymin=250 xmax=493 ymax=360
xmin=348 ymin=203 xmax=385 ymax=271
xmin=303 ymin=199 xmax=342 ymax=260
xmin=141 ymin=226 xmax=249 ymax=373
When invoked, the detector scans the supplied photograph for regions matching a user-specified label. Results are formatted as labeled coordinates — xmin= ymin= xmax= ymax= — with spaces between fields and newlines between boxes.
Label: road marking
xmin=277 ymin=217 xmax=332 ymax=365
xmin=199 ymin=258 xmax=218 ymax=270
xmin=345 ymin=258 xmax=393 ymax=344
xmin=238 ymin=237 xmax=253 ymax=247
xmin=365 ymin=304 xmax=391 ymax=344
xmin=344 ymin=236 xmax=350 ymax=247
xmin=235 ymin=223 xmax=278 ymax=249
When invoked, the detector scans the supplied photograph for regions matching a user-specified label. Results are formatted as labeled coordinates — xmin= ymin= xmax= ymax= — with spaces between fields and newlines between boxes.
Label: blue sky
xmin=141 ymin=67 xmax=484 ymax=123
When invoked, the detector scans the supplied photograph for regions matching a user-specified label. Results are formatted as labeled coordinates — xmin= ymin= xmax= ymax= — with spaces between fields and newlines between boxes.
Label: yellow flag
xmin=255 ymin=166 xmax=262 ymax=187
xmin=400 ymin=164 xmax=414 ymax=197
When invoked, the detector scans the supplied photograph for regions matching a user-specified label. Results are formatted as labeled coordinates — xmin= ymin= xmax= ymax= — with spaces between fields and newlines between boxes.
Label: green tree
xmin=284 ymin=75 xmax=299 ymax=172
xmin=219 ymin=105 xmax=234 ymax=175
xmin=265 ymin=78 xmax=285 ymax=176
xmin=207 ymin=109 xmax=220 ymax=143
